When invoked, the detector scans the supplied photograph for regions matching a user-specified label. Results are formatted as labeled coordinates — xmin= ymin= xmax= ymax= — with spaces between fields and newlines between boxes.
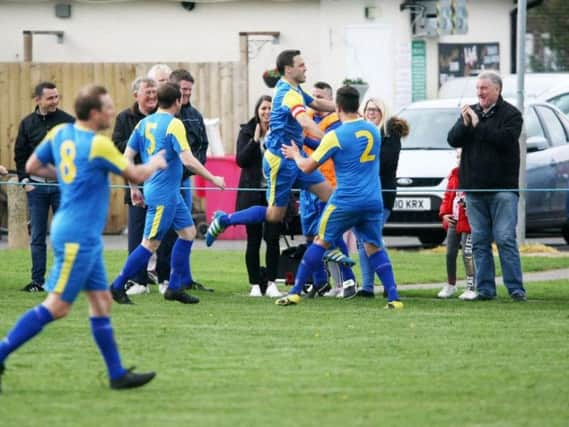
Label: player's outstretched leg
xmin=0 ymin=304 xmax=55 ymax=392
xmin=205 ymin=206 xmax=268 ymax=247
xmin=368 ymin=250 xmax=403 ymax=310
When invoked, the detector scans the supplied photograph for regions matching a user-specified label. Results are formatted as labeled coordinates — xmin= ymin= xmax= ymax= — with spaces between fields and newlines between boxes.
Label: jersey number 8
xmin=59 ymin=140 xmax=77 ymax=184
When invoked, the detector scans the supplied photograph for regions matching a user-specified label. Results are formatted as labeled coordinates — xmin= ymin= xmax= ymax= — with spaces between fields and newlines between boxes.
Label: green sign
xmin=411 ymin=40 xmax=427 ymax=102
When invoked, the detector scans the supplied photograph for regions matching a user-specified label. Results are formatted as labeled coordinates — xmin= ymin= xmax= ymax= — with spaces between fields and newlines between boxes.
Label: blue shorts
xmin=45 ymin=239 xmax=108 ymax=303
xmin=318 ymin=203 xmax=384 ymax=248
xmin=263 ymin=150 xmax=325 ymax=207
xmin=144 ymin=195 xmax=193 ymax=240
xmin=299 ymin=190 xmax=324 ymax=237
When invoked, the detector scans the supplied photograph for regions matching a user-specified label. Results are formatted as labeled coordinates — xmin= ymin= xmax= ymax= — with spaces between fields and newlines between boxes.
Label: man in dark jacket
xmin=112 ymin=76 xmax=158 ymax=295
xmin=14 ymin=81 xmax=74 ymax=292
xmin=447 ymin=70 xmax=526 ymax=301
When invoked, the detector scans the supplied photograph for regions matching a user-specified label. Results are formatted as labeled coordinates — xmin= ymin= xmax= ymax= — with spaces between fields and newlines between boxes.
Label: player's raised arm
xmin=179 ymin=149 xmax=225 ymax=190
xmin=309 ymin=97 xmax=336 ymax=113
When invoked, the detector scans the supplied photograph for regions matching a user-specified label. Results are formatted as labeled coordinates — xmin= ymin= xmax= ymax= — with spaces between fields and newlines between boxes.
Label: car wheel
xmin=562 ymin=222 xmax=569 ymax=245
xmin=418 ymin=230 xmax=447 ymax=248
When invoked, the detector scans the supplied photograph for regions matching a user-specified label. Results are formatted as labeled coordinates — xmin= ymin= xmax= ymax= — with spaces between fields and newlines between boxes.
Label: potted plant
xmin=343 ymin=77 xmax=369 ymax=99
xmin=263 ymin=68 xmax=281 ymax=88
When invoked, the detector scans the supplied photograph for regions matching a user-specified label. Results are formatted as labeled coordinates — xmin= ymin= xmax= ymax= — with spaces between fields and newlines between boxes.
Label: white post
xmin=516 ymin=0 xmax=527 ymax=245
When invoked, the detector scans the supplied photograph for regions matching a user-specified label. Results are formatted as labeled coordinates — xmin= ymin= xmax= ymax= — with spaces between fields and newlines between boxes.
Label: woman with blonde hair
xmin=356 ymin=97 xmax=409 ymax=298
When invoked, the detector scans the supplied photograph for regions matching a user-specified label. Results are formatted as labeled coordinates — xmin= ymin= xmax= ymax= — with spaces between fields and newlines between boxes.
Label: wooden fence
xmin=0 ymin=62 xmax=248 ymax=233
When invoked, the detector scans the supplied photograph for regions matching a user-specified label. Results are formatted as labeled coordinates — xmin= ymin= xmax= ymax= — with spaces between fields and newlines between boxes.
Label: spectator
xmin=448 ymin=70 xmax=526 ymax=301
xmin=437 ymin=149 xmax=477 ymax=300
xmin=146 ymin=64 xmax=172 ymax=86
xmin=14 ymin=81 xmax=74 ymax=293
xmin=111 ymin=77 xmax=158 ymax=295
xmin=235 ymin=95 xmax=282 ymax=297
xmin=356 ymin=97 xmax=408 ymax=298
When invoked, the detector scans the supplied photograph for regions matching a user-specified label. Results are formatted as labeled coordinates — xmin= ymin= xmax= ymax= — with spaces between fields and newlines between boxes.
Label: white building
xmin=1 ymin=0 xmax=515 ymax=112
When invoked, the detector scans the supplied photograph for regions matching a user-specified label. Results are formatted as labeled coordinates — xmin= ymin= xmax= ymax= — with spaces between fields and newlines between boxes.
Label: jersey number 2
xmin=59 ymin=140 xmax=77 ymax=184
xmin=357 ymin=130 xmax=376 ymax=163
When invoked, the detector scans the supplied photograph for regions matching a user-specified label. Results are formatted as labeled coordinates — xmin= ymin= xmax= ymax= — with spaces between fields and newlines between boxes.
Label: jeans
xmin=127 ymin=204 xmax=149 ymax=285
xmin=27 ymin=183 xmax=60 ymax=284
xmin=465 ymin=192 xmax=525 ymax=298
xmin=357 ymin=208 xmax=390 ymax=292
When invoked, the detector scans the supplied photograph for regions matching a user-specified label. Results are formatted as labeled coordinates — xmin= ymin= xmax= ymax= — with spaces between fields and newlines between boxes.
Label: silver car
xmin=385 ymin=98 xmax=569 ymax=246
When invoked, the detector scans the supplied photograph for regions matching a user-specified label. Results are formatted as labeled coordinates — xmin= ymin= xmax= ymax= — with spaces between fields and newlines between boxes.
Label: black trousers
xmin=245 ymin=221 xmax=281 ymax=284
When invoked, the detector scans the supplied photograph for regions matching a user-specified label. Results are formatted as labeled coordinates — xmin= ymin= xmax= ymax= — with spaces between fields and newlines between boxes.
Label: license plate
xmin=393 ymin=197 xmax=431 ymax=211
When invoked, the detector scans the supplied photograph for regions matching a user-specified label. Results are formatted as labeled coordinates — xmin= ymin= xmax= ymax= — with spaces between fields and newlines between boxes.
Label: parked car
xmin=438 ymin=73 xmax=569 ymax=116
xmin=385 ymin=98 xmax=569 ymax=246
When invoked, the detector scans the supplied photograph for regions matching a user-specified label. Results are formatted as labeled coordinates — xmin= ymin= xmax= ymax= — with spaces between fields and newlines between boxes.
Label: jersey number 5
xmin=145 ymin=122 xmax=158 ymax=155
xmin=59 ymin=140 xmax=77 ymax=184
xmin=357 ymin=130 xmax=376 ymax=163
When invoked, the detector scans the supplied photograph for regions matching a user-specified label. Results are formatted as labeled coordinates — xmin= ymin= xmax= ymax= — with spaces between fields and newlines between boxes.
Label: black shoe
xmin=164 ymin=288 xmax=200 ymax=304
xmin=110 ymin=367 xmax=156 ymax=390
xmin=0 ymin=363 xmax=5 ymax=393
xmin=21 ymin=282 xmax=44 ymax=292
xmin=111 ymin=287 xmax=134 ymax=305
xmin=355 ymin=289 xmax=375 ymax=298
xmin=186 ymin=281 xmax=214 ymax=292
xmin=306 ymin=283 xmax=331 ymax=298
xmin=474 ymin=293 xmax=496 ymax=301
xmin=511 ymin=292 xmax=527 ymax=302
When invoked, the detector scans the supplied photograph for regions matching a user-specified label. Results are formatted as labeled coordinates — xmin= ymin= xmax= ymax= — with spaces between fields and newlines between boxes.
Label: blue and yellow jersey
xmin=127 ymin=111 xmax=190 ymax=205
xmin=34 ymin=123 xmax=128 ymax=241
xmin=304 ymin=110 xmax=341 ymax=188
xmin=265 ymin=78 xmax=314 ymax=156
xmin=311 ymin=118 xmax=382 ymax=209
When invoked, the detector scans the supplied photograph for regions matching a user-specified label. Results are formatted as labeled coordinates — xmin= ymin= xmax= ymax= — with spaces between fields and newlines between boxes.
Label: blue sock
xmin=168 ymin=238 xmax=193 ymax=290
xmin=335 ymin=238 xmax=349 ymax=256
xmin=111 ymin=245 xmax=153 ymax=290
xmin=0 ymin=305 xmax=54 ymax=364
xmin=90 ymin=316 xmax=126 ymax=381
xmin=290 ymin=244 xmax=326 ymax=295
xmin=358 ymin=241 xmax=375 ymax=292
xmin=226 ymin=206 xmax=267 ymax=226
xmin=312 ymin=264 xmax=329 ymax=289
xmin=369 ymin=250 xmax=400 ymax=301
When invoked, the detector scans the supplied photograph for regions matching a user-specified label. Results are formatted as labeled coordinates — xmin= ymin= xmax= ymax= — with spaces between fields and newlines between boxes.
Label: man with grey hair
xmin=447 ymin=70 xmax=526 ymax=301
xmin=112 ymin=76 xmax=158 ymax=295
xmin=147 ymin=64 xmax=172 ymax=86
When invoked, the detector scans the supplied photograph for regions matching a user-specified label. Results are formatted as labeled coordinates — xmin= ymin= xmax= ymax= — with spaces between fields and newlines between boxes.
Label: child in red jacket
xmin=437 ymin=150 xmax=477 ymax=300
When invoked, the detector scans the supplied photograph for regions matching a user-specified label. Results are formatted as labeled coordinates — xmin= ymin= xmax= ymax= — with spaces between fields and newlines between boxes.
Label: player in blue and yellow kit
xmin=301 ymin=81 xmax=358 ymax=298
xmin=110 ymin=82 xmax=225 ymax=305
xmin=205 ymin=49 xmax=336 ymax=245
xmin=277 ymin=86 xmax=403 ymax=309
xmin=0 ymin=86 xmax=166 ymax=392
